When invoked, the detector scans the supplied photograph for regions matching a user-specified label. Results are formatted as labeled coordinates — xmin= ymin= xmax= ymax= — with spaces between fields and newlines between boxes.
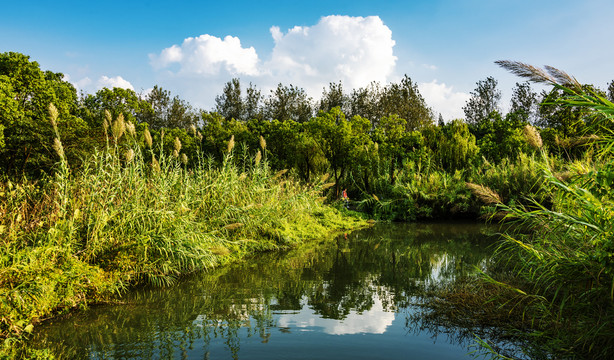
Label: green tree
xmin=244 ymin=82 xmax=263 ymax=121
xmin=319 ymin=81 xmax=349 ymax=114
xmin=307 ymin=107 xmax=355 ymax=195
xmin=348 ymin=82 xmax=381 ymax=124
xmin=437 ymin=119 xmax=478 ymax=171
xmin=0 ymin=52 xmax=82 ymax=176
xmin=509 ymin=81 xmax=538 ymax=124
xmin=463 ymin=76 xmax=501 ymax=127
xmin=379 ymin=75 xmax=433 ymax=131
xmin=215 ymin=78 xmax=244 ymax=121
xmin=264 ymin=84 xmax=313 ymax=122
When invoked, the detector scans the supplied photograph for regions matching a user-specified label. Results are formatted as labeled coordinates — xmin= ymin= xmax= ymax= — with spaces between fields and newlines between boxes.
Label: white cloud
xmin=278 ymin=289 xmax=396 ymax=335
xmin=150 ymin=34 xmax=260 ymax=76
xmin=418 ymin=80 xmax=470 ymax=121
xmin=149 ymin=15 xmax=397 ymax=109
xmin=97 ymin=75 xmax=134 ymax=91
xmin=266 ymin=15 xmax=397 ymax=95
xmin=63 ymin=73 xmax=92 ymax=94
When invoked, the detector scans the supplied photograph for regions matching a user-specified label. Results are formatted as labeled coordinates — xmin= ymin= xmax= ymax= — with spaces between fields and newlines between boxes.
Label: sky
xmin=2 ymin=0 xmax=613 ymax=120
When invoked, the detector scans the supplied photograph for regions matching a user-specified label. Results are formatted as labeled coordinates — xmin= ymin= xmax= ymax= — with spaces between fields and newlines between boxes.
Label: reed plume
xmin=227 ymin=135 xmax=235 ymax=153
xmin=111 ymin=113 xmax=126 ymax=141
xmin=174 ymin=137 xmax=182 ymax=153
xmin=523 ymin=125 xmax=543 ymax=150
xmin=259 ymin=135 xmax=266 ymax=150
xmin=125 ymin=149 xmax=135 ymax=162
xmin=495 ymin=60 xmax=581 ymax=89
xmin=466 ymin=182 xmax=502 ymax=205
xmin=144 ymin=128 xmax=153 ymax=148
xmin=126 ymin=121 xmax=136 ymax=137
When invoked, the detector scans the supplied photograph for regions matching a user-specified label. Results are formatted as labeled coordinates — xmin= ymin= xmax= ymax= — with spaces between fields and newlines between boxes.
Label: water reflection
xmin=30 ymin=222 xmax=502 ymax=359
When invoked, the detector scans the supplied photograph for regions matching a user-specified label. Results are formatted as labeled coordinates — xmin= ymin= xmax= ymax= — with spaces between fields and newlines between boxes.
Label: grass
xmin=0 ymin=106 xmax=366 ymax=358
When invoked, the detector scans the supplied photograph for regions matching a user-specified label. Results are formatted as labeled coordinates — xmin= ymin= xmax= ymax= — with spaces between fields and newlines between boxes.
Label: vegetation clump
xmin=0 ymin=105 xmax=365 ymax=358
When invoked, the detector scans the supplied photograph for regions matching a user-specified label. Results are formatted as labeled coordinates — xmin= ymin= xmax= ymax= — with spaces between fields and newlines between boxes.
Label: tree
xmin=307 ymin=107 xmax=356 ymax=195
xmin=264 ymin=84 xmax=313 ymax=123
xmin=509 ymin=81 xmax=538 ymax=124
xmin=607 ymin=80 xmax=614 ymax=103
xmin=139 ymin=86 xmax=195 ymax=129
xmin=319 ymin=81 xmax=349 ymax=114
xmin=379 ymin=75 xmax=433 ymax=131
xmin=0 ymin=52 xmax=82 ymax=176
xmin=348 ymin=82 xmax=381 ymax=125
xmin=244 ymin=82 xmax=263 ymax=121
xmin=215 ymin=78 xmax=244 ymax=121
xmin=463 ymin=76 xmax=501 ymax=127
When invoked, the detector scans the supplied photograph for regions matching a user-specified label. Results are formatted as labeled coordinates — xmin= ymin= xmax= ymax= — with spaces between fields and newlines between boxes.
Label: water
xmin=30 ymin=222 xmax=513 ymax=359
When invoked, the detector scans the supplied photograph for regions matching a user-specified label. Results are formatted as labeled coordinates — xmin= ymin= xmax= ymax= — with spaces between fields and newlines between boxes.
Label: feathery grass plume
xmin=543 ymin=65 xmax=582 ymax=88
xmin=523 ymin=125 xmax=543 ymax=150
xmin=151 ymin=155 xmax=160 ymax=173
xmin=210 ymin=246 xmax=230 ymax=256
xmin=320 ymin=173 xmax=330 ymax=183
xmin=190 ymin=124 xmax=197 ymax=137
xmin=254 ymin=150 xmax=262 ymax=165
xmin=197 ymin=131 xmax=203 ymax=141
xmin=144 ymin=128 xmax=153 ymax=148
xmin=126 ymin=121 xmax=136 ymax=137
xmin=273 ymin=169 xmax=288 ymax=179
xmin=125 ymin=149 xmax=135 ymax=162
xmin=320 ymin=182 xmax=336 ymax=191
xmin=223 ymin=223 xmax=243 ymax=231
xmin=172 ymin=149 xmax=179 ymax=158
xmin=374 ymin=142 xmax=379 ymax=153
xmin=181 ymin=153 xmax=188 ymax=165
xmin=495 ymin=60 xmax=581 ymax=89
xmin=52 ymin=138 xmax=65 ymax=159
xmin=174 ymin=137 xmax=182 ymax=153
xmin=495 ymin=60 xmax=556 ymax=85
xmin=238 ymin=172 xmax=247 ymax=181
xmin=227 ymin=135 xmax=235 ymax=153
xmin=111 ymin=113 xmax=126 ymax=141
xmin=259 ymin=135 xmax=266 ymax=150
xmin=554 ymin=171 xmax=572 ymax=182
xmin=103 ymin=109 xmax=111 ymax=135
xmin=48 ymin=103 xmax=58 ymax=130
xmin=466 ymin=182 xmax=502 ymax=205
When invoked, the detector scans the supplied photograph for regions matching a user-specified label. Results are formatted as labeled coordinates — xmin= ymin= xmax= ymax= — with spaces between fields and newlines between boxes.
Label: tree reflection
xmin=29 ymin=222 xmax=498 ymax=359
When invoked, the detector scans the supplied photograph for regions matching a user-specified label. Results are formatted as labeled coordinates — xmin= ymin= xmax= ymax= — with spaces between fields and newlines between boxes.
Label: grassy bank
xmin=417 ymin=63 xmax=614 ymax=360
xmin=0 ymin=107 xmax=366 ymax=358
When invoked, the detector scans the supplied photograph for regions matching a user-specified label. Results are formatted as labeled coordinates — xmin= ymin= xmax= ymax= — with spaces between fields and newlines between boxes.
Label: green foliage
xmin=472 ymin=61 xmax=614 ymax=359
xmin=0 ymin=107 xmax=366 ymax=357
xmin=0 ymin=52 xmax=81 ymax=176
xmin=463 ymin=76 xmax=501 ymax=127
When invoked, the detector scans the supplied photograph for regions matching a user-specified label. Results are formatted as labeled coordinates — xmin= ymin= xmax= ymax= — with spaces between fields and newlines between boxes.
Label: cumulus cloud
xmin=419 ymin=80 xmax=470 ymax=121
xmin=266 ymin=15 xmax=397 ymax=95
xmin=149 ymin=15 xmax=397 ymax=109
xmin=97 ymin=75 xmax=134 ymax=91
xmin=150 ymin=34 xmax=260 ymax=76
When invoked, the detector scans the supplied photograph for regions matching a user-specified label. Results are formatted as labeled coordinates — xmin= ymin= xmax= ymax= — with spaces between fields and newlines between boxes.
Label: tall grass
xmin=0 ymin=106 xmax=365 ymax=358
xmin=469 ymin=62 xmax=614 ymax=359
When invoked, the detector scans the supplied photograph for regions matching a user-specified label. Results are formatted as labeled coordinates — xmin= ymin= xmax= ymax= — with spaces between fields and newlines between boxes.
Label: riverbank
xmin=0 ymin=116 xmax=368 ymax=359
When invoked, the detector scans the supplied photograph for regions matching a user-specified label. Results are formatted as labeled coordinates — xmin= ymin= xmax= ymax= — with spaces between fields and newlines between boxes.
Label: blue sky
xmin=2 ymin=0 xmax=613 ymax=119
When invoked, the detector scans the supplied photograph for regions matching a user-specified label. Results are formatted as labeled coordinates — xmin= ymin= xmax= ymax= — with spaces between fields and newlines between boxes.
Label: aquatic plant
xmin=473 ymin=62 xmax=614 ymax=359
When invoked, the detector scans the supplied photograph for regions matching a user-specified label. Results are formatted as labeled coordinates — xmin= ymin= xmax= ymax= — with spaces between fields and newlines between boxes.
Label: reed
xmin=0 ymin=108 xmax=366 ymax=358
xmin=468 ymin=62 xmax=614 ymax=359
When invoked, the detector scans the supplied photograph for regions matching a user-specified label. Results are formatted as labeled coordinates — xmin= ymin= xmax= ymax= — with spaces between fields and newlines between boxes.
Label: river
xmin=30 ymin=222 xmax=523 ymax=359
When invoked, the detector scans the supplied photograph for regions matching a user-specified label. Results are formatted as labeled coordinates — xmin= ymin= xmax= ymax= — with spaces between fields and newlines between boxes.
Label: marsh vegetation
xmin=1 ymin=53 xmax=614 ymax=358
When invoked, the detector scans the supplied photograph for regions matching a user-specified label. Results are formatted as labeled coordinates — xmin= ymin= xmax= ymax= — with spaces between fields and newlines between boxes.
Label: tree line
xmin=2 ymin=51 xmax=613 ymax=192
